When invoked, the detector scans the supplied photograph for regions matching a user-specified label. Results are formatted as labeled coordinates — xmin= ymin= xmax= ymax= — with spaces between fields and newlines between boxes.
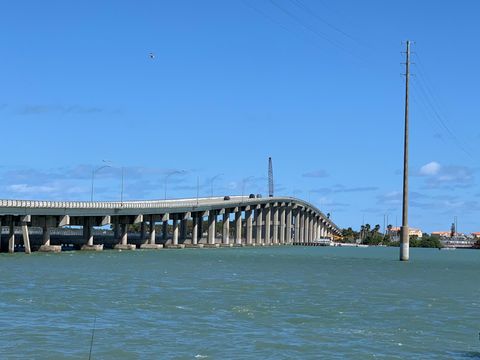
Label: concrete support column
xmin=304 ymin=214 xmax=310 ymax=243
xmin=21 ymin=222 xmax=31 ymax=254
xmin=255 ymin=208 xmax=263 ymax=245
xmin=272 ymin=207 xmax=279 ymax=244
xmin=140 ymin=221 xmax=146 ymax=243
xmin=180 ymin=218 xmax=187 ymax=243
xmin=149 ymin=216 xmax=156 ymax=244
xmin=162 ymin=221 xmax=168 ymax=241
xmin=83 ymin=217 xmax=94 ymax=246
xmin=235 ymin=211 xmax=242 ymax=245
xmin=309 ymin=215 xmax=315 ymax=242
xmin=113 ymin=217 xmax=120 ymax=240
xmin=198 ymin=217 xmax=203 ymax=242
xmin=246 ymin=210 xmax=253 ymax=245
xmin=43 ymin=224 xmax=51 ymax=246
xmin=299 ymin=212 xmax=305 ymax=243
xmin=0 ymin=218 xmax=2 ymax=252
xmin=172 ymin=218 xmax=179 ymax=245
xmin=208 ymin=212 xmax=216 ymax=245
xmin=222 ymin=210 xmax=230 ymax=245
xmin=192 ymin=215 xmax=198 ymax=245
xmin=294 ymin=211 xmax=300 ymax=244
xmin=265 ymin=207 xmax=271 ymax=245
xmin=121 ymin=223 xmax=128 ymax=245
xmin=8 ymin=221 xmax=14 ymax=253
xmin=279 ymin=207 xmax=286 ymax=244
xmin=286 ymin=208 xmax=292 ymax=244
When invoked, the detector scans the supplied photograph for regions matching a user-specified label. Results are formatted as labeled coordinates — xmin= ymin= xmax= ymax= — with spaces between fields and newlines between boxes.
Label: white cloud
xmin=420 ymin=161 xmax=441 ymax=176
xmin=8 ymin=184 xmax=56 ymax=194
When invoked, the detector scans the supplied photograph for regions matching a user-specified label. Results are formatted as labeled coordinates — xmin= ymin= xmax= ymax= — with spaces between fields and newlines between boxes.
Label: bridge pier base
xmin=39 ymin=225 xmax=61 ymax=252
xmin=114 ymin=223 xmax=135 ymax=250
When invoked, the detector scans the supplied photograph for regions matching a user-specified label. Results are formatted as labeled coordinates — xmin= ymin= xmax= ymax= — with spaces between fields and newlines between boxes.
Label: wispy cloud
xmin=18 ymin=104 xmax=103 ymax=115
xmin=302 ymin=169 xmax=329 ymax=178
xmin=312 ymin=184 xmax=378 ymax=194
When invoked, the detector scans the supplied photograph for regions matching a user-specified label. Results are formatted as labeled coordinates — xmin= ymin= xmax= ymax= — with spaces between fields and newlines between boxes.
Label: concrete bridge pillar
xmin=309 ymin=215 xmax=314 ymax=243
xmin=286 ymin=207 xmax=292 ymax=244
xmin=113 ymin=217 xmax=120 ymax=240
xmin=304 ymin=213 xmax=310 ymax=243
xmin=264 ymin=207 xmax=271 ymax=245
xmin=246 ymin=210 xmax=253 ymax=245
xmin=172 ymin=217 xmax=179 ymax=245
xmin=208 ymin=212 xmax=216 ymax=245
xmin=121 ymin=223 xmax=128 ymax=245
xmin=21 ymin=220 xmax=31 ymax=254
xmin=198 ymin=216 xmax=204 ymax=243
xmin=192 ymin=215 xmax=198 ymax=245
xmin=272 ymin=206 xmax=279 ymax=245
xmin=113 ymin=221 xmax=135 ymax=250
xmin=299 ymin=211 xmax=305 ymax=243
xmin=162 ymin=221 xmax=168 ymax=241
xmin=235 ymin=211 xmax=242 ymax=245
xmin=140 ymin=221 xmax=146 ymax=243
xmin=39 ymin=221 xmax=61 ymax=252
xmin=222 ymin=210 xmax=230 ymax=245
xmin=81 ymin=217 xmax=103 ymax=251
xmin=294 ymin=210 xmax=300 ymax=244
xmin=149 ymin=216 xmax=156 ymax=244
xmin=8 ymin=221 xmax=14 ymax=253
xmin=83 ymin=217 xmax=94 ymax=246
xmin=43 ymin=225 xmax=50 ymax=246
xmin=255 ymin=207 xmax=263 ymax=245
xmin=140 ymin=215 xmax=163 ymax=249
xmin=180 ymin=218 xmax=187 ymax=243
xmin=279 ymin=207 xmax=285 ymax=244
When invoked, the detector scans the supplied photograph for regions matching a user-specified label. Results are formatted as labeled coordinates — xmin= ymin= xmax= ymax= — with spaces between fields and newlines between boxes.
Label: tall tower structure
xmin=268 ymin=157 xmax=274 ymax=197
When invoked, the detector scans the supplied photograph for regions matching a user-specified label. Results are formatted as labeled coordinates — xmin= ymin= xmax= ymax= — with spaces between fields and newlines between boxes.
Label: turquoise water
xmin=0 ymin=247 xmax=479 ymax=359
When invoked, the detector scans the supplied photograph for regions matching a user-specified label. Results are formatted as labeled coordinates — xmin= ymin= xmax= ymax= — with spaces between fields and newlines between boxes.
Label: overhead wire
xmin=411 ymin=52 xmax=474 ymax=159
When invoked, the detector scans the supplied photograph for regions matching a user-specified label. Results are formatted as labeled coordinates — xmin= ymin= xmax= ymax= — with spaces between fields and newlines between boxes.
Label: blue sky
xmin=1 ymin=0 xmax=479 ymax=233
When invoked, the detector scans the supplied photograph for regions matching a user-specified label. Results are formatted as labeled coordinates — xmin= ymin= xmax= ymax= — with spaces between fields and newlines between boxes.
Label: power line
xmin=412 ymin=50 xmax=475 ymax=159
xmin=288 ymin=0 xmax=361 ymax=45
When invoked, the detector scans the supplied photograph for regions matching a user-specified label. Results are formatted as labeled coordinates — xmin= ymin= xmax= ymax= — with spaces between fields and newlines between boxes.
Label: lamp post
xmin=90 ymin=163 xmax=111 ymax=201
xmin=210 ymin=173 xmax=223 ymax=197
xmin=164 ymin=170 xmax=185 ymax=200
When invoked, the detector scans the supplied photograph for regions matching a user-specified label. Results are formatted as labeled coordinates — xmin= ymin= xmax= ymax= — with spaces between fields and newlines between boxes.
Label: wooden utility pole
xmin=400 ymin=40 xmax=411 ymax=261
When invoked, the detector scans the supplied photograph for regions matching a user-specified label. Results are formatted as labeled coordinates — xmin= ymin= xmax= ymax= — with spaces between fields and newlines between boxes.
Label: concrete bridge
xmin=0 ymin=196 xmax=341 ymax=253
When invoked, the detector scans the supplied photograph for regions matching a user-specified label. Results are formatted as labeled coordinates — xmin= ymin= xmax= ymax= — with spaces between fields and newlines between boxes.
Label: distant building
xmin=431 ymin=231 xmax=450 ymax=237
xmin=471 ymin=232 xmax=480 ymax=239
xmin=389 ymin=226 xmax=423 ymax=238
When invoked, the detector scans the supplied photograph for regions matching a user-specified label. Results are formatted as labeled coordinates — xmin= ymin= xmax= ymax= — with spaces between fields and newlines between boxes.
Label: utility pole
xmin=400 ymin=40 xmax=411 ymax=261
